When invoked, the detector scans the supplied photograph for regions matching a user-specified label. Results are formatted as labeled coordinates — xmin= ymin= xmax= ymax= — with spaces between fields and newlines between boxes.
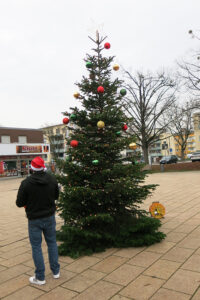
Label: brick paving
xmin=1 ymin=172 xmax=200 ymax=299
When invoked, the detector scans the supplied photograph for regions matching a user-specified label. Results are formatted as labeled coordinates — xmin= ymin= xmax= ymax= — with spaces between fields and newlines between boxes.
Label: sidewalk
xmin=0 ymin=173 xmax=200 ymax=299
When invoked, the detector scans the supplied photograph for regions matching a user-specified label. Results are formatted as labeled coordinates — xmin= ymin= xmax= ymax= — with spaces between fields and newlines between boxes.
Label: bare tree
xmin=165 ymin=101 xmax=194 ymax=160
xmin=179 ymin=58 xmax=200 ymax=96
xmin=123 ymin=71 xmax=177 ymax=163
xmin=179 ymin=30 xmax=200 ymax=98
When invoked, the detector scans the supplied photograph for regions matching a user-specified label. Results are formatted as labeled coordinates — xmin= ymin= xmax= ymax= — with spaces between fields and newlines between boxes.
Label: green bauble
xmin=92 ymin=159 xmax=99 ymax=165
xmin=70 ymin=114 xmax=77 ymax=120
xmin=116 ymin=131 xmax=121 ymax=136
xmin=120 ymin=89 xmax=127 ymax=96
xmin=86 ymin=61 xmax=93 ymax=68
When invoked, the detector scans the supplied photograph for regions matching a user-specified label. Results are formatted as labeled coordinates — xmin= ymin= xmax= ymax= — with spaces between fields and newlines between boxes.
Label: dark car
xmin=160 ymin=155 xmax=178 ymax=164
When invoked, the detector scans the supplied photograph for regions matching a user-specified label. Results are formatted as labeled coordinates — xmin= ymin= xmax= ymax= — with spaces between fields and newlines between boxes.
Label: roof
xmin=0 ymin=127 xmax=43 ymax=131
xmin=41 ymin=124 xmax=64 ymax=129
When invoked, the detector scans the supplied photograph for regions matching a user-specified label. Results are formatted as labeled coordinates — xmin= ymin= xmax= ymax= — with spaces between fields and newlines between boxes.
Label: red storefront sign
xmin=16 ymin=145 xmax=42 ymax=154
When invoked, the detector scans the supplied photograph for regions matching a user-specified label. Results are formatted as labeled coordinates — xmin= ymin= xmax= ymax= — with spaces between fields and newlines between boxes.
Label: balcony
xmin=54 ymin=148 xmax=65 ymax=153
xmin=51 ymin=140 xmax=64 ymax=145
xmin=149 ymin=147 xmax=161 ymax=151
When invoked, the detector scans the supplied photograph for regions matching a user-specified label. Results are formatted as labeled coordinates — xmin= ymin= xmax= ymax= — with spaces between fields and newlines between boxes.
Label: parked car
xmin=190 ymin=151 xmax=200 ymax=162
xmin=160 ymin=155 xmax=178 ymax=164
xmin=187 ymin=152 xmax=194 ymax=159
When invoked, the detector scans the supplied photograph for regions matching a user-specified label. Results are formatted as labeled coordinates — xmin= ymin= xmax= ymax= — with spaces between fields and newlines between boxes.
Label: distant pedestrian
xmin=16 ymin=156 xmax=60 ymax=285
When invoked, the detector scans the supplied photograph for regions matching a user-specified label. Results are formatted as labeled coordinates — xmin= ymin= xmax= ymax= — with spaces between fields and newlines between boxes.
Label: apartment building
xmin=173 ymin=132 xmax=195 ymax=158
xmin=42 ymin=124 xmax=70 ymax=163
xmin=149 ymin=141 xmax=162 ymax=162
xmin=193 ymin=113 xmax=200 ymax=151
xmin=169 ymin=113 xmax=200 ymax=158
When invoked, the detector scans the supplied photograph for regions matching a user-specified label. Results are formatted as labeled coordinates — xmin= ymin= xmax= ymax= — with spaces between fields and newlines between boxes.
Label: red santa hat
xmin=31 ymin=156 xmax=46 ymax=171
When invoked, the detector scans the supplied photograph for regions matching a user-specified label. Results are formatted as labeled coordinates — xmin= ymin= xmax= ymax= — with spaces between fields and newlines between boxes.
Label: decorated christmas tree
xmin=56 ymin=33 xmax=165 ymax=258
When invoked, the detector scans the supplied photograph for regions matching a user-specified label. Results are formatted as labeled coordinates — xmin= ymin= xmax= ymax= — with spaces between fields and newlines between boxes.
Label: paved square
xmin=1 ymin=172 xmax=200 ymax=299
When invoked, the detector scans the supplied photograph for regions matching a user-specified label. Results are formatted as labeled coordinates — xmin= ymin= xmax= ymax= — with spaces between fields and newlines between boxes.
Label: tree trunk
xmin=181 ymin=149 xmax=185 ymax=161
xmin=142 ymin=146 xmax=149 ymax=164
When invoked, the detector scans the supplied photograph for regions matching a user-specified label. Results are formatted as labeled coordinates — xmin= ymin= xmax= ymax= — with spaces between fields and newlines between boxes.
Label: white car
xmin=190 ymin=151 xmax=200 ymax=162
xmin=187 ymin=153 xmax=194 ymax=159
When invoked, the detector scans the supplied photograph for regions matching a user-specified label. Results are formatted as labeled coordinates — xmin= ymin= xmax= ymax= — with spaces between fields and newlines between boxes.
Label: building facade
xmin=193 ymin=113 xmax=200 ymax=151
xmin=173 ymin=132 xmax=195 ymax=158
xmin=42 ymin=124 xmax=70 ymax=163
xmin=0 ymin=127 xmax=49 ymax=177
xmin=149 ymin=141 xmax=162 ymax=162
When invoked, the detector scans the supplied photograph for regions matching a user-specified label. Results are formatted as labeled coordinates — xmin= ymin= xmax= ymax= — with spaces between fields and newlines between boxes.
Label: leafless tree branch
xmin=122 ymin=70 xmax=177 ymax=163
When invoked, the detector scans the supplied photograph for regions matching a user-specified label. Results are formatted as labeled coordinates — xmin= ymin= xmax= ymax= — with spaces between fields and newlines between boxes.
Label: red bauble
xmin=122 ymin=124 xmax=128 ymax=131
xmin=104 ymin=42 xmax=111 ymax=49
xmin=63 ymin=117 xmax=69 ymax=124
xmin=70 ymin=140 xmax=79 ymax=147
xmin=97 ymin=86 xmax=104 ymax=93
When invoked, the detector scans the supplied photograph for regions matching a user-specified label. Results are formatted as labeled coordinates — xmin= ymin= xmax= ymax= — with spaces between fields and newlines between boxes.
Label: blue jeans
xmin=28 ymin=214 xmax=60 ymax=281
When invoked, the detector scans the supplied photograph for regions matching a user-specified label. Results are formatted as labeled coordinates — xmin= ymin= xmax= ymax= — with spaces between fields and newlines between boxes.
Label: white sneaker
xmin=53 ymin=272 xmax=60 ymax=279
xmin=29 ymin=276 xmax=46 ymax=285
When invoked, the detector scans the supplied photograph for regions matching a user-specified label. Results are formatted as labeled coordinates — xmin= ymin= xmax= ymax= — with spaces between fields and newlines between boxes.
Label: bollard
xmin=160 ymin=164 xmax=164 ymax=172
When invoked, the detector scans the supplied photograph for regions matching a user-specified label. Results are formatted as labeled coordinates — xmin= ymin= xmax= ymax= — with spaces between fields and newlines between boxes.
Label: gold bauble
xmin=97 ymin=121 xmax=105 ymax=129
xmin=129 ymin=142 xmax=137 ymax=150
xmin=73 ymin=92 xmax=80 ymax=99
xmin=113 ymin=64 xmax=119 ymax=71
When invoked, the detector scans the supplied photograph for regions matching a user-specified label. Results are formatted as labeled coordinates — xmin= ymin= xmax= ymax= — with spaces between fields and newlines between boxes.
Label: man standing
xmin=16 ymin=156 xmax=60 ymax=285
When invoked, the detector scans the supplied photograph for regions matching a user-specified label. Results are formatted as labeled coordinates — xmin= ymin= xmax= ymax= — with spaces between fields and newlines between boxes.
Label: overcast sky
xmin=0 ymin=0 xmax=200 ymax=129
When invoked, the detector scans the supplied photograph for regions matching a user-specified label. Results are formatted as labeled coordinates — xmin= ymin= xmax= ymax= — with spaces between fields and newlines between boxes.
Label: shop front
xmin=0 ymin=157 xmax=18 ymax=177
xmin=0 ymin=144 xmax=49 ymax=178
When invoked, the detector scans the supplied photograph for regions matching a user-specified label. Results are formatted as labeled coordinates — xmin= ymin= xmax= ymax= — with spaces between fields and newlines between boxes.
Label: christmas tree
xmin=56 ymin=33 xmax=165 ymax=258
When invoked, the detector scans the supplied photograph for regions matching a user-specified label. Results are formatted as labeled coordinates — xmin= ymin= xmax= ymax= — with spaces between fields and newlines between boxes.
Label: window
xmin=56 ymin=128 xmax=60 ymax=135
xmin=47 ymin=129 xmax=53 ymax=135
xmin=18 ymin=136 xmax=27 ymax=143
xmin=1 ymin=135 xmax=10 ymax=143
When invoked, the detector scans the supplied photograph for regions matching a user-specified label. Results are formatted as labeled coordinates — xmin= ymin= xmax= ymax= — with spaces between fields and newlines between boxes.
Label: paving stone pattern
xmin=1 ymin=173 xmax=200 ymax=299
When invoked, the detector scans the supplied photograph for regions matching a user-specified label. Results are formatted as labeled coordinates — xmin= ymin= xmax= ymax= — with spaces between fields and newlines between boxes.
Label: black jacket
xmin=16 ymin=171 xmax=59 ymax=220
